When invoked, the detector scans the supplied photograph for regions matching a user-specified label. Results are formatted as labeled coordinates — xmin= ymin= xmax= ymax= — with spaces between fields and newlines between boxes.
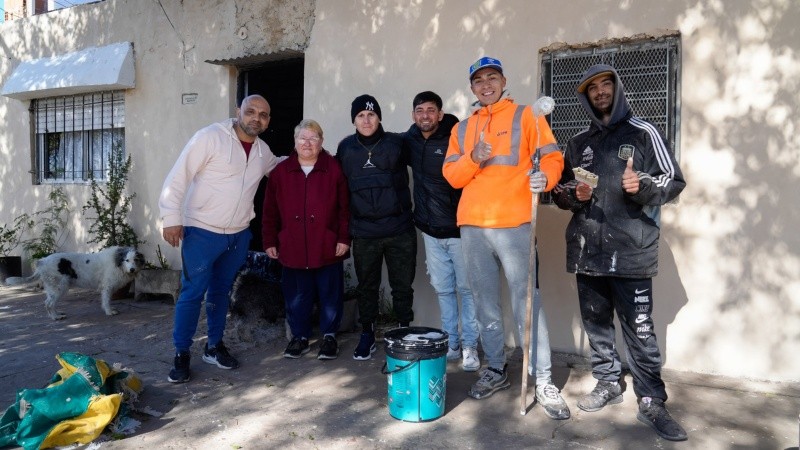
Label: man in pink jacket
xmin=159 ymin=95 xmax=281 ymax=383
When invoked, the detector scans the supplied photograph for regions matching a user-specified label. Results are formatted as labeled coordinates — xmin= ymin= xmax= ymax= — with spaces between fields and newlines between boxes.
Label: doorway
xmin=238 ymin=57 xmax=304 ymax=251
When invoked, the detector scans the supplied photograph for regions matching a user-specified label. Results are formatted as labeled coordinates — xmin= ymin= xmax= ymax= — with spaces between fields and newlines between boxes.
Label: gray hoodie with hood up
xmin=552 ymin=64 xmax=685 ymax=278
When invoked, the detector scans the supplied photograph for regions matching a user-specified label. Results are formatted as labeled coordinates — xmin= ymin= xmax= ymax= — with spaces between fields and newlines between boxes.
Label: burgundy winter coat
xmin=261 ymin=150 xmax=350 ymax=269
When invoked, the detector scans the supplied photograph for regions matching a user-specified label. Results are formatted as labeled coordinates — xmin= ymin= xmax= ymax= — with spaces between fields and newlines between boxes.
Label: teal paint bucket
xmin=382 ymin=327 xmax=449 ymax=422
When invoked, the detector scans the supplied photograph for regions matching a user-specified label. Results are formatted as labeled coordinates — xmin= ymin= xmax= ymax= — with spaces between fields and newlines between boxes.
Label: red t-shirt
xmin=241 ymin=140 xmax=253 ymax=159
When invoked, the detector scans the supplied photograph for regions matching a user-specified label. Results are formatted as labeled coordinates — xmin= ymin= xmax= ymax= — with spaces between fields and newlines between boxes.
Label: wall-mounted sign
xmin=182 ymin=93 xmax=198 ymax=105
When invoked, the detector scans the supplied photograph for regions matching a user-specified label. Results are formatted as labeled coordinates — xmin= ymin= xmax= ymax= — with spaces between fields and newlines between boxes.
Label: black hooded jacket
xmin=404 ymin=113 xmax=461 ymax=239
xmin=552 ymin=64 xmax=686 ymax=278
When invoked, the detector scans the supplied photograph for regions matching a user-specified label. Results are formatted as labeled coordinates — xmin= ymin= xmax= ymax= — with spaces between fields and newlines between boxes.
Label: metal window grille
xmin=31 ymin=91 xmax=125 ymax=183
xmin=540 ymin=36 xmax=681 ymax=158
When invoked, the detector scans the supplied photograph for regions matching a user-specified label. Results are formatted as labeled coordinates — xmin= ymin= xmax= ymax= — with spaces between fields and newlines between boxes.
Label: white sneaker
xmin=462 ymin=347 xmax=480 ymax=372
xmin=446 ymin=345 xmax=461 ymax=361
xmin=535 ymin=383 xmax=571 ymax=420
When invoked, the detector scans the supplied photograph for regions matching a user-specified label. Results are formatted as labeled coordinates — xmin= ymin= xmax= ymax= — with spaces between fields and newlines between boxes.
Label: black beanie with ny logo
xmin=350 ymin=94 xmax=382 ymax=123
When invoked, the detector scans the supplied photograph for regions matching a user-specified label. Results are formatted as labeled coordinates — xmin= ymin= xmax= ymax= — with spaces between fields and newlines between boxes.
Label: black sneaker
xmin=284 ymin=337 xmax=310 ymax=359
xmin=637 ymin=397 xmax=688 ymax=441
xmin=353 ymin=331 xmax=376 ymax=360
xmin=578 ymin=380 xmax=623 ymax=412
xmin=202 ymin=341 xmax=239 ymax=369
xmin=168 ymin=351 xmax=191 ymax=383
xmin=317 ymin=335 xmax=339 ymax=360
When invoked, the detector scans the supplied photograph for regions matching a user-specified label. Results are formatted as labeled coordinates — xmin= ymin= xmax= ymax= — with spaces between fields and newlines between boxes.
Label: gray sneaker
xmin=578 ymin=380 xmax=623 ymax=412
xmin=535 ymin=383 xmax=571 ymax=420
xmin=468 ymin=365 xmax=510 ymax=399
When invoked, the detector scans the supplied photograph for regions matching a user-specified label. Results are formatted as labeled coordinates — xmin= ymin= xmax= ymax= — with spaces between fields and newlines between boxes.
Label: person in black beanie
xmin=336 ymin=94 xmax=416 ymax=360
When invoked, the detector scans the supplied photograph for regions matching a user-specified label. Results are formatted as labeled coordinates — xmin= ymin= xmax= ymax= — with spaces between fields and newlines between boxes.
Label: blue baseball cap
xmin=469 ymin=57 xmax=503 ymax=81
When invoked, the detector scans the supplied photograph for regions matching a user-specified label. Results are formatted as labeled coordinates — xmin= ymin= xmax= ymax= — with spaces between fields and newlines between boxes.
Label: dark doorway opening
xmin=237 ymin=57 xmax=304 ymax=251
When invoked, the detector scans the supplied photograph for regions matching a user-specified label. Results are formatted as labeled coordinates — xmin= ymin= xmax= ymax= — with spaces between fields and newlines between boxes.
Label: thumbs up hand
xmin=471 ymin=139 xmax=492 ymax=164
xmin=622 ymin=157 xmax=640 ymax=194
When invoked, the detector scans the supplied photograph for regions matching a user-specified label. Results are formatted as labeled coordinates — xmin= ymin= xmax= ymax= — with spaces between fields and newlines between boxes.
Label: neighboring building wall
xmin=1 ymin=0 xmax=798 ymax=382
xmin=3 ymin=0 xmax=47 ymax=20
xmin=3 ymin=0 xmax=24 ymax=21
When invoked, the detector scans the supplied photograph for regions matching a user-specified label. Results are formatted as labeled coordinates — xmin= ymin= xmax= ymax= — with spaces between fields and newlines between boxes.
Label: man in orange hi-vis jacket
xmin=443 ymin=56 xmax=568 ymax=420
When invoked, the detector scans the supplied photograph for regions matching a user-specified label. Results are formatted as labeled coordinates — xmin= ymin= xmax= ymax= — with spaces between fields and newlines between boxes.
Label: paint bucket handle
xmin=381 ymin=358 xmax=420 ymax=375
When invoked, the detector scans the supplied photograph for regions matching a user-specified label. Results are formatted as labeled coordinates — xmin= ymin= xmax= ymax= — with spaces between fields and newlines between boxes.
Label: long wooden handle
xmin=520 ymin=192 xmax=540 ymax=415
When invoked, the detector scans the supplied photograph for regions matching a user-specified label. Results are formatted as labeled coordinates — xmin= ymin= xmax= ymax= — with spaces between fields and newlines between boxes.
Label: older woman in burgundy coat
xmin=262 ymin=119 xmax=350 ymax=360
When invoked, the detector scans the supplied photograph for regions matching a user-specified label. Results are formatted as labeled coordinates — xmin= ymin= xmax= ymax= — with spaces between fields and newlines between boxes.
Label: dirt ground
xmin=1 ymin=285 xmax=799 ymax=450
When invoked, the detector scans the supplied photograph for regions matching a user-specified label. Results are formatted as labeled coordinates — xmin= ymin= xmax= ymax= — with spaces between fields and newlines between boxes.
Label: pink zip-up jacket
xmin=159 ymin=118 xmax=280 ymax=234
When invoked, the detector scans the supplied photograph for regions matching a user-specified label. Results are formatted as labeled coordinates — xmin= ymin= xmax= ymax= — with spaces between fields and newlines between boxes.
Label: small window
xmin=32 ymin=91 xmax=125 ymax=183
xmin=540 ymin=35 xmax=681 ymax=158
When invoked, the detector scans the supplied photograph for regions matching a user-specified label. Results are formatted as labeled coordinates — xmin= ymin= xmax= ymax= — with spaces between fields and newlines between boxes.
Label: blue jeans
xmin=422 ymin=233 xmax=479 ymax=350
xmin=460 ymin=225 xmax=553 ymax=385
xmin=173 ymin=226 xmax=251 ymax=352
xmin=282 ymin=262 xmax=344 ymax=339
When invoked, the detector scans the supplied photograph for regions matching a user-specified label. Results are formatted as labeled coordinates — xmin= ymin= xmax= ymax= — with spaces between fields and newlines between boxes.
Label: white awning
xmin=1 ymin=42 xmax=135 ymax=100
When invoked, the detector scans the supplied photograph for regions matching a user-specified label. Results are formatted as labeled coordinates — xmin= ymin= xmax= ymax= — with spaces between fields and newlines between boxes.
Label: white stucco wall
xmin=0 ymin=0 xmax=313 ymax=263
xmin=1 ymin=0 xmax=798 ymax=382
xmin=304 ymin=0 xmax=800 ymax=382
xmin=0 ymin=0 xmax=232 ymax=261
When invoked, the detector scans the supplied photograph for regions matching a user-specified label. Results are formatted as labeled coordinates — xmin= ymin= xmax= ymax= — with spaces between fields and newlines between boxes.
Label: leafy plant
xmin=22 ymin=187 xmax=70 ymax=259
xmin=82 ymin=143 xmax=143 ymax=248
xmin=376 ymin=286 xmax=398 ymax=325
xmin=343 ymin=261 xmax=359 ymax=300
xmin=144 ymin=244 xmax=171 ymax=270
xmin=0 ymin=214 xmax=33 ymax=257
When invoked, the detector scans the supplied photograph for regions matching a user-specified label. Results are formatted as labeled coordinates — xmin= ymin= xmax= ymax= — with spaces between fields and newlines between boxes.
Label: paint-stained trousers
xmin=460 ymin=224 xmax=553 ymax=386
xmin=576 ymin=274 xmax=668 ymax=400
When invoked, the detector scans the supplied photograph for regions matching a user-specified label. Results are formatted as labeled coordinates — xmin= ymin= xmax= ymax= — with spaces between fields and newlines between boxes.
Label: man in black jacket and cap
xmin=404 ymin=91 xmax=480 ymax=372
xmin=552 ymin=64 xmax=687 ymax=441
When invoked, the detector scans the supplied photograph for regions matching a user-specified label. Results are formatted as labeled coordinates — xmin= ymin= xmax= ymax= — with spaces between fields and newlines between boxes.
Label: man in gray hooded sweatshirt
xmin=552 ymin=64 xmax=687 ymax=441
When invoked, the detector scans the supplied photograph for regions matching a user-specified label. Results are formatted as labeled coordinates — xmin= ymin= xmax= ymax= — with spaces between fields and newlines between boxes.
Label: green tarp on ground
xmin=0 ymin=352 xmax=142 ymax=450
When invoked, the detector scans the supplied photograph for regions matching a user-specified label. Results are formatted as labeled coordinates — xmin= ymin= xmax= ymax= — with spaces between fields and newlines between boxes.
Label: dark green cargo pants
xmin=352 ymin=229 xmax=417 ymax=327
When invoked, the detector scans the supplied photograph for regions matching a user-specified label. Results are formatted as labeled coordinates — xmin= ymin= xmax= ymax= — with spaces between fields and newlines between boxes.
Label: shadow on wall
xmin=672 ymin=0 xmax=800 ymax=376
xmin=652 ymin=239 xmax=688 ymax=366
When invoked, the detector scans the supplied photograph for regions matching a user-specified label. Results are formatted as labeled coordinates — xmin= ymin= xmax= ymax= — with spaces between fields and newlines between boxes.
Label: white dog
xmin=6 ymin=246 xmax=144 ymax=320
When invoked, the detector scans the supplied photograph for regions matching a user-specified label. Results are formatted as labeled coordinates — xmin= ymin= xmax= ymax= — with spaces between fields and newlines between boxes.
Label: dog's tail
xmin=5 ymin=272 xmax=41 ymax=287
